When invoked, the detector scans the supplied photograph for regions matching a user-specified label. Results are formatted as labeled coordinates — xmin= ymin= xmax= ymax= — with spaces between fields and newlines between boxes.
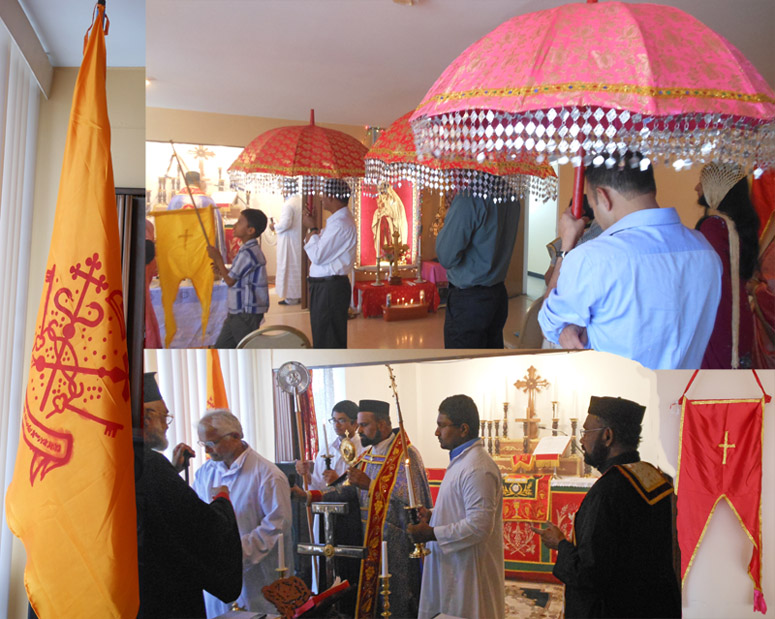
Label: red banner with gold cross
xmin=355 ymin=431 xmax=407 ymax=618
xmin=677 ymin=370 xmax=770 ymax=614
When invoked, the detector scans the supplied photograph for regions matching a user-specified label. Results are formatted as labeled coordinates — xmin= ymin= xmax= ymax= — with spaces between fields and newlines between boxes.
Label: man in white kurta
xmin=270 ymin=192 xmax=302 ymax=304
xmin=409 ymin=394 xmax=505 ymax=619
xmin=192 ymin=409 xmax=294 ymax=618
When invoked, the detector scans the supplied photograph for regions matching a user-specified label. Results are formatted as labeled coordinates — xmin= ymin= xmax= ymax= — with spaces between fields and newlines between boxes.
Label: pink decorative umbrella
xmin=366 ymin=110 xmax=557 ymax=202
xmin=410 ymin=1 xmax=775 ymax=215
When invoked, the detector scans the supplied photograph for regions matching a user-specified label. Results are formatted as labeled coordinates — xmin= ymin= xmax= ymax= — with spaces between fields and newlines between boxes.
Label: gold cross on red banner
xmin=717 ymin=431 xmax=736 ymax=465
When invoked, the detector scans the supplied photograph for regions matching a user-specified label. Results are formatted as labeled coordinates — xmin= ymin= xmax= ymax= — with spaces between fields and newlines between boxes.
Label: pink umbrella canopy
xmin=365 ymin=111 xmax=558 ymax=202
xmin=410 ymin=2 xmax=775 ymax=174
xmin=228 ymin=110 xmax=368 ymax=196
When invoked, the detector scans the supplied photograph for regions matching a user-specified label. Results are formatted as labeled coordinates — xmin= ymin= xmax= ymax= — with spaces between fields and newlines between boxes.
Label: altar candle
xmin=278 ymin=533 xmax=285 ymax=570
xmin=420 ymin=290 xmax=425 ymax=303
xmin=553 ymin=374 xmax=558 ymax=402
xmin=505 ymin=377 xmax=509 ymax=403
xmin=381 ymin=541 xmax=388 ymax=577
xmin=405 ymin=458 xmax=417 ymax=506
xmin=323 ymin=422 xmax=329 ymax=452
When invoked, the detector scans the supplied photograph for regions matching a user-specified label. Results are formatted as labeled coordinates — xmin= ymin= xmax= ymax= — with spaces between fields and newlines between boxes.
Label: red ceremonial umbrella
xmin=366 ymin=110 xmax=557 ymax=202
xmin=228 ymin=109 xmax=368 ymax=195
xmin=410 ymin=1 xmax=775 ymax=216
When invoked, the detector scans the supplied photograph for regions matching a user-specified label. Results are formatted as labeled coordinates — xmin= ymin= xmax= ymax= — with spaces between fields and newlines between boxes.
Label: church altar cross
xmin=717 ymin=430 xmax=736 ymax=465
xmin=514 ymin=365 xmax=550 ymax=440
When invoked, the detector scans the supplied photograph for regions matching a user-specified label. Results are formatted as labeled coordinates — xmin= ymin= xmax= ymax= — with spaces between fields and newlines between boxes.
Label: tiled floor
xmin=267 ymin=284 xmax=542 ymax=349
xmin=505 ymin=580 xmax=564 ymax=619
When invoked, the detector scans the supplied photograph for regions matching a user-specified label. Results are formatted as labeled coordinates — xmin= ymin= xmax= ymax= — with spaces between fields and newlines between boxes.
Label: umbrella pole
xmin=571 ymin=149 xmax=585 ymax=219
xmin=169 ymin=140 xmax=215 ymax=248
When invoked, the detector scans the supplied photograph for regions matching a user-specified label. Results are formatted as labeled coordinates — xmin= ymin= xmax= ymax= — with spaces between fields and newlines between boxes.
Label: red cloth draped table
xmin=421 ymin=261 xmax=448 ymax=284
xmin=353 ymin=279 xmax=440 ymax=318
xmin=426 ymin=469 xmax=591 ymax=583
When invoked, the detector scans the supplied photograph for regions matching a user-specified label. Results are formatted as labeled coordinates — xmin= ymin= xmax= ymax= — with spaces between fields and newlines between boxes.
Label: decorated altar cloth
xmin=426 ymin=469 xmax=592 ymax=582
xmin=150 ymin=281 xmax=228 ymax=348
xmin=354 ymin=279 xmax=440 ymax=318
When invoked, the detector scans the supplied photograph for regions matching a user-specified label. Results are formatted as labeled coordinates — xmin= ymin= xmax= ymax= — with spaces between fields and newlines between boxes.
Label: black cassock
xmin=136 ymin=448 xmax=242 ymax=618
xmin=553 ymin=451 xmax=681 ymax=619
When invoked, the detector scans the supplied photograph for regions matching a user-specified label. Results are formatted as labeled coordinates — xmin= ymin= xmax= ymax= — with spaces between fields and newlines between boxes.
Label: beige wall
xmin=146 ymin=107 xmax=368 ymax=148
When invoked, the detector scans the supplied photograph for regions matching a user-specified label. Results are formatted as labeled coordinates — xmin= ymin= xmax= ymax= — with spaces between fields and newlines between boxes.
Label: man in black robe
xmin=136 ymin=372 xmax=242 ymax=618
xmin=533 ymin=396 xmax=681 ymax=619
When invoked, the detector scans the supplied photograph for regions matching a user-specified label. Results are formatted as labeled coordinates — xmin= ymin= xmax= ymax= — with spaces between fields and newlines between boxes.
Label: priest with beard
xmin=296 ymin=399 xmax=432 ymax=618
xmin=533 ymin=396 xmax=681 ymax=619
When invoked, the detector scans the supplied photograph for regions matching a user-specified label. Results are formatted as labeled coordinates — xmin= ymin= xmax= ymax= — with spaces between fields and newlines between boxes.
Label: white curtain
xmin=0 ymin=22 xmax=41 ymax=618
xmin=143 ymin=349 xmax=276 ymax=478
xmin=311 ymin=366 xmax=347 ymax=450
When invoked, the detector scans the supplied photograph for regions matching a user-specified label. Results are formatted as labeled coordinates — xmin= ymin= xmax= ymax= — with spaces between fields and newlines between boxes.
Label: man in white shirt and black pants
xmin=303 ymin=179 xmax=357 ymax=348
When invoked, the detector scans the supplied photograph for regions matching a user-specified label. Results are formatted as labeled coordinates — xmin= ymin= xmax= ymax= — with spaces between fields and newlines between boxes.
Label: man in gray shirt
xmin=436 ymin=190 xmax=520 ymax=348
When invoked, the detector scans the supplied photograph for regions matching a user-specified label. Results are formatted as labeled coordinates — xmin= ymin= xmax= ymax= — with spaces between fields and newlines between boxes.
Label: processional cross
xmin=297 ymin=502 xmax=367 ymax=590
xmin=514 ymin=365 xmax=550 ymax=441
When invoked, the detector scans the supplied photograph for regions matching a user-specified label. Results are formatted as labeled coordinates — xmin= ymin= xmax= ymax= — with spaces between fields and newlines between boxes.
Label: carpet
xmin=505 ymin=580 xmax=564 ymax=619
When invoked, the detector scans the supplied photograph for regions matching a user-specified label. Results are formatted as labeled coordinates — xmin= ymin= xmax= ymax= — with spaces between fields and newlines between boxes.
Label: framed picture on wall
xmin=353 ymin=181 xmax=420 ymax=268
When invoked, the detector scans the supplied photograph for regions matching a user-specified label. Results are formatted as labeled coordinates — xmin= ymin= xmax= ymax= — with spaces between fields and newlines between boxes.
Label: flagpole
xmin=169 ymin=140 xmax=215 ymax=248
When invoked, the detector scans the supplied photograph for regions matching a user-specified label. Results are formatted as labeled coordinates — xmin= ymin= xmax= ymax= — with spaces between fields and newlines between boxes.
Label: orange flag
xmin=206 ymin=349 xmax=229 ymax=409
xmin=4 ymin=5 xmax=139 ymax=618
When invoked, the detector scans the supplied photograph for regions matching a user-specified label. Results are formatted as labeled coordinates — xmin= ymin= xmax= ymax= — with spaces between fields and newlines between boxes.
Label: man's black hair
xmin=323 ymin=178 xmax=351 ymax=204
xmin=332 ymin=400 xmax=359 ymax=422
xmin=438 ymin=394 xmax=480 ymax=438
xmin=241 ymin=208 xmax=268 ymax=238
xmin=584 ymin=152 xmax=656 ymax=198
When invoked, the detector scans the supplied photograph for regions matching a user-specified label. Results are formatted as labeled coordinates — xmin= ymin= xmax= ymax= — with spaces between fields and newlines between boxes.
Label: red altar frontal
xmin=427 ymin=469 xmax=592 ymax=583
xmin=353 ymin=279 xmax=440 ymax=318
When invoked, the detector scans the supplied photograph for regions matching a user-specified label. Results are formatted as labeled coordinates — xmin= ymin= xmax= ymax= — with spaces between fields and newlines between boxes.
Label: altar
xmin=353 ymin=279 xmax=440 ymax=318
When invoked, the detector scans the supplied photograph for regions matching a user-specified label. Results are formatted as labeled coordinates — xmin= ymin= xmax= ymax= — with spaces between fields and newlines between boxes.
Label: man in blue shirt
xmin=538 ymin=153 xmax=722 ymax=369
xmin=435 ymin=185 xmax=520 ymax=348
xmin=208 ymin=208 xmax=269 ymax=348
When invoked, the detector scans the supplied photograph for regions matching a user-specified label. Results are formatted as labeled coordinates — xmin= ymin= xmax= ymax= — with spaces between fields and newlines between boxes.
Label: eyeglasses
xmin=580 ymin=427 xmax=608 ymax=438
xmin=329 ymin=417 xmax=350 ymax=426
xmin=146 ymin=410 xmax=174 ymax=425
xmin=197 ymin=433 xmax=233 ymax=449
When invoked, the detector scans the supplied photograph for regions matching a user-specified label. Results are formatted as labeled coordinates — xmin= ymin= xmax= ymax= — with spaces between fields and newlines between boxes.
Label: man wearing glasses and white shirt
xmin=295 ymin=400 xmax=363 ymax=489
xmin=188 ymin=409 xmax=294 ymax=618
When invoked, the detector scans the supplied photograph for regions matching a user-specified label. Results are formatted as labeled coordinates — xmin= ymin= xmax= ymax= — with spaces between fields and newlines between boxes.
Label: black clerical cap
xmin=588 ymin=396 xmax=645 ymax=426
xmin=358 ymin=399 xmax=390 ymax=417
xmin=333 ymin=400 xmax=359 ymax=421
xmin=143 ymin=372 xmax=163 ymax=403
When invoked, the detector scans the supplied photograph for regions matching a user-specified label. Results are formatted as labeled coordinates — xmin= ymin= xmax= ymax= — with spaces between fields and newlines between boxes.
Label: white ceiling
xmin=18 ymin=0 xmax=144 ymax=67
xmin=20 ymin=1 xmax=775 ymax=130
xmin=145 ymin=0 xmax=775 ymax=128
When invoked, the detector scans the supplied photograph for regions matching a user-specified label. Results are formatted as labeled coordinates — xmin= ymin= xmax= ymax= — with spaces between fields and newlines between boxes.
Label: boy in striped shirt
xmin=208 ymin=209 xmax=269 ymax=347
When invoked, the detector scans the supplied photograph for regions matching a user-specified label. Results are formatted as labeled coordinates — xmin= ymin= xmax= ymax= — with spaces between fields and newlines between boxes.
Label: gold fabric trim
xmin=418 ymin=82 xmax=775 ymax=108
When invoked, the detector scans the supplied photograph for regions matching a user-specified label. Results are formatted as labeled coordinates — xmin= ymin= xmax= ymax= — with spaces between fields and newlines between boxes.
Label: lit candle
xmin=405 ymin=458 xmax=417 ymax=506
xmin=381 ymin=540 xmax=388 ymax=577
xmin=420 ymin=290 xmax=425 ymax=303
xmin=278 ymin=533 xmax=285 ymax=570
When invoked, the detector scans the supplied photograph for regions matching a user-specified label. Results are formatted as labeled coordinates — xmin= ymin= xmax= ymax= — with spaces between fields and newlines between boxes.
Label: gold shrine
xmin=482 ymin=366 xmax=588 ymax=477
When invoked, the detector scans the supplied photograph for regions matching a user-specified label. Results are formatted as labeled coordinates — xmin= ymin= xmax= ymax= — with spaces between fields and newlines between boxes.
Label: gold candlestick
xmin=570 ymin=418 xmax=578 ymax=455
xmin=275 ymin=566 xmax=288 ymax=579
xmin=502 ymin=402 xmax=509 ymax=438
xmin=380 ymin=574 xmax=392 ymax=618
xmin=486 ymin=420 xmax=493 ymax=454
xmin=405 ymin=506 xmax=431 ymax=558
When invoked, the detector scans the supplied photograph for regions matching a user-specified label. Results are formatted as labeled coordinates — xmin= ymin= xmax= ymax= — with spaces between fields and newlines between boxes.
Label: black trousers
xmin=444 ymin=282 xmax=508 ymax=349
xmin=214 ymin=312 xmax=263 ymax=348
xmin=309 ymin=276 xmax=350 ymax=349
